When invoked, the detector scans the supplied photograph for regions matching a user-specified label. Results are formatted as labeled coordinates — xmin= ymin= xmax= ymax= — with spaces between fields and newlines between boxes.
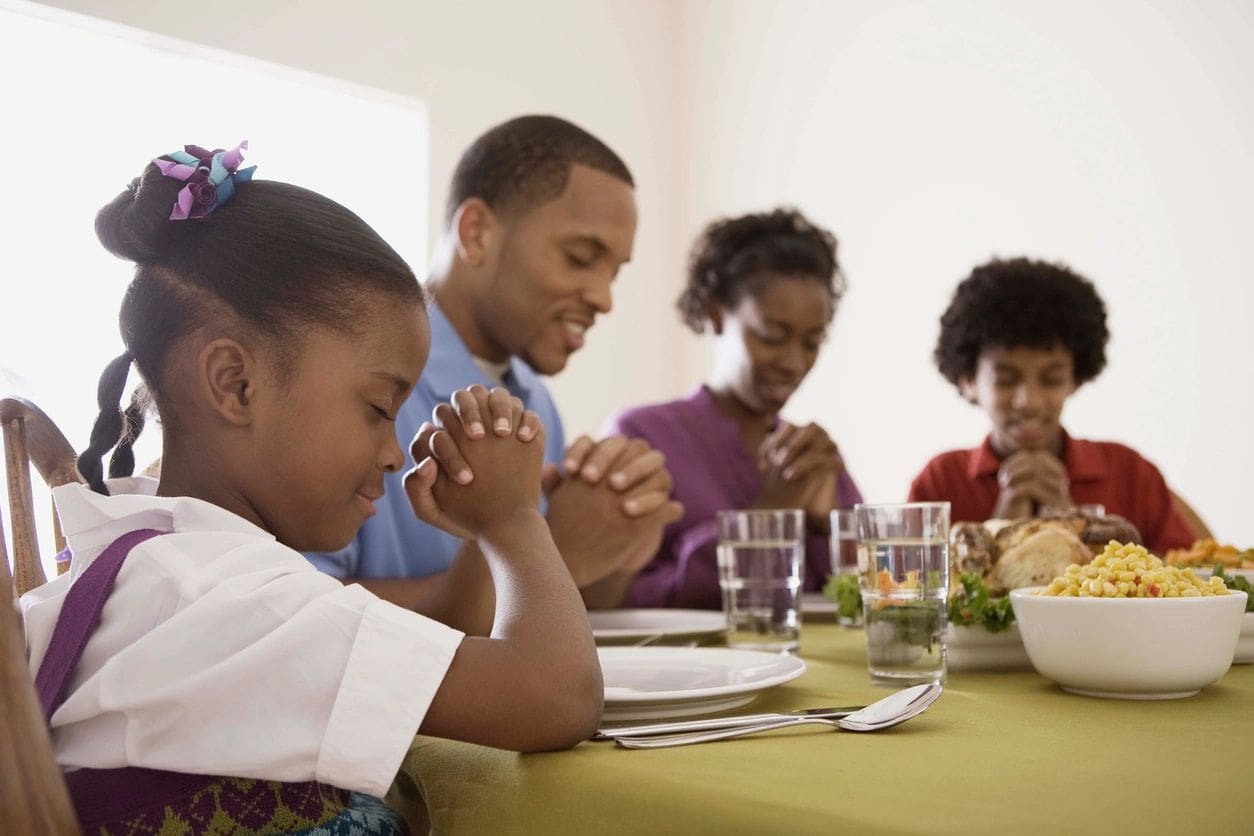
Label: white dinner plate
xmin=598 ymin=647 xmax=807 ymax=721
xmin=799 ymin=592 xmax=837 ymax=615
xmin=588 ymin=609 xmax=727 ymax=642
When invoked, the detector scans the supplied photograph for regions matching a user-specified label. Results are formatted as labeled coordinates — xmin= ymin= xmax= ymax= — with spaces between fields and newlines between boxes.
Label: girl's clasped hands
xmin=404 ymin=383 xmax=546 ymax=540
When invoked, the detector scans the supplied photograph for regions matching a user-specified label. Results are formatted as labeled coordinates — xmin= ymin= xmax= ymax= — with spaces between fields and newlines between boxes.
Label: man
xmin=308 ymin=115 xmax=682 ymax=628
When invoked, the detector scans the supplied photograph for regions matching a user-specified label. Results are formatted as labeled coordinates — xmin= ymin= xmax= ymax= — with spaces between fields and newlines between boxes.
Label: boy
xmin=908 ymin=257 xmax=1197 ymax=554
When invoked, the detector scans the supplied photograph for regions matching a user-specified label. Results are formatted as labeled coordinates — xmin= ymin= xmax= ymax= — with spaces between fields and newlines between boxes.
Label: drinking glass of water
xmin=855 ymin=502 xmax=950 ymax=685
xmin=829 ymin=509 xmax=863 ymax=627
xmin=717 ymin=509 xmax=804 ymax=653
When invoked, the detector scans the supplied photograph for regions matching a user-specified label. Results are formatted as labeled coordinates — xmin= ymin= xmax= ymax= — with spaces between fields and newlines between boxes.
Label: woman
xmin=604 ymin=208 xmax=861 ymax=608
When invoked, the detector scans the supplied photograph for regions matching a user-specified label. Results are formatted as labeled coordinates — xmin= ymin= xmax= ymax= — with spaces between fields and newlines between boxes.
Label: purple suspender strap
xmin=32 ymin=528 xmax=219 ymax=828
xmin=33 ymin=528 xmax=349 ymax=830
xmin=34 ymin=528 xmax=164 ymax=719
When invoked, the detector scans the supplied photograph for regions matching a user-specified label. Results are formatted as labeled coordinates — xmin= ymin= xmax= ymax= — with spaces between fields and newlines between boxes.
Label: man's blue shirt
xmin=305 ymin=304 xmax=565 ymax=578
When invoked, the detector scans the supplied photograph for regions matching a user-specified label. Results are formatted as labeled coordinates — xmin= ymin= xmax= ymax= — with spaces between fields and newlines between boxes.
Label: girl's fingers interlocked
xmin=429 ymin=405 xmax=474 ymax=485
xmin=487 ymin=387 xmax=516 ymax=436
xmin=429 ymin=428 xmax=473 ymax=485
xmin=450 ymin=385 xmax=490 ymax=439
xmin=410 ymin=421 xmax=440 ymax=465
xmin=403 ymin=457 xmax=472 ymax=539
xmin=517 ymin=405 xmax=543 ymax=442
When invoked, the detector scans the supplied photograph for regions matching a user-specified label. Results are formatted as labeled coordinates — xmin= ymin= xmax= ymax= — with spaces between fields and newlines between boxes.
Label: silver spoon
xmin=594 ymin=705 xmax=868 ymax=741
xmin=614 ymin=682 xmax=942 ymax=749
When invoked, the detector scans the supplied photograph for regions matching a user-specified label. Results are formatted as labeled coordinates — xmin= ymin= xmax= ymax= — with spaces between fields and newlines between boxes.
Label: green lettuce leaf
xmin=947 ymin=571 xmax=1016 ymax=633
xmin=1213 ymin=566 xmax=1254 ymax=613
xmin=822 ymin=572 xmax=862 ymax=620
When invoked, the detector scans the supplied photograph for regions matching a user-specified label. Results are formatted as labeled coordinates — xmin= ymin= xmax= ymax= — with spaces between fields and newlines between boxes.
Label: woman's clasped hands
xmin=754 ymin=421 xmax=845 ymax=533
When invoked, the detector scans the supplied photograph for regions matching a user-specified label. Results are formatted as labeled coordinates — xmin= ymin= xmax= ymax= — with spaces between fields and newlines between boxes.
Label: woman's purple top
xmin=605 ymin=386 xmax=862 ymax=609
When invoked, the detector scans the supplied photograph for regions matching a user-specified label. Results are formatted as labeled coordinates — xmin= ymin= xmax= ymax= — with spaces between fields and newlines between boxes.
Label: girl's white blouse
xmin=20 ymin=479 xmax=463 ymax=798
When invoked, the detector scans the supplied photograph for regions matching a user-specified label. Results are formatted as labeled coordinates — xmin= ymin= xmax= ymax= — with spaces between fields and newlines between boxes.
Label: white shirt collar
xmin=54 ymin=479 xmax=274 ymax=581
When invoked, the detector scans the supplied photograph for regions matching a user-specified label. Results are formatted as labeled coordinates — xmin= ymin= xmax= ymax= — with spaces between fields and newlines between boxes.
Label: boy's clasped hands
xmin=994 ymin=449 xmax=1072 ymax=519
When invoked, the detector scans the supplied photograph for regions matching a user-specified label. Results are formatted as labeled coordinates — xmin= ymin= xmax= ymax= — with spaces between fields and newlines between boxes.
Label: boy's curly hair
xmin=677 ymin=208 xmax=844 ymax=333
xmin=934 ymin=257 xmax=1109 ymax=387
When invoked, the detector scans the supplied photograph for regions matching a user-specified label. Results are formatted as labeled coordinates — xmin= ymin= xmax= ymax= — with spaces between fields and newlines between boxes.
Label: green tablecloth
xmin=392 ymin=622 xmax=1250 ymax=835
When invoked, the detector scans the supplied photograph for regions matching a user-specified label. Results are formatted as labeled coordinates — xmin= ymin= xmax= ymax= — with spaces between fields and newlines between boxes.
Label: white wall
xmin=27 ymin=0 xmax=696 ymax=443
xmin=678 ymin=0 xmax=1254 ymax=543
xmin=25 ymin=0 xmax=1254 ymax=544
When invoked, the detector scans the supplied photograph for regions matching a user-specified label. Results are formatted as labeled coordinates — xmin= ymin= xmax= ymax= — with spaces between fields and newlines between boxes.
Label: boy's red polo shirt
xmin=907 ymin=432 xmax=1198 ymax=554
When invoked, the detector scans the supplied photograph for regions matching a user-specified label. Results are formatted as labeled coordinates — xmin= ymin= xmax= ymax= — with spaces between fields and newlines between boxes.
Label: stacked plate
xmin=598 ymin=646 xmax=807 ymax=721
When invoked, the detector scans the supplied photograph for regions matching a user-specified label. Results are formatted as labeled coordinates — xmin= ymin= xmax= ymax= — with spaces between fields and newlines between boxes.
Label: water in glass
xmin=718 ymin=539 xmax=802 ymax=652
xmin=861 ymin=535 xmax=947 ymax=684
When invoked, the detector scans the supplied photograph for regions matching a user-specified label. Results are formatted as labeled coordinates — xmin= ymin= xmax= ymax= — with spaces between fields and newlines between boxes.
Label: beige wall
xmin=677 ymin=0 xmax=1254 ymax=543
xmin=34 ymin=0 xmax=697 ymax=440
xmin=35 ymin=0 xmax=1253 ymax=543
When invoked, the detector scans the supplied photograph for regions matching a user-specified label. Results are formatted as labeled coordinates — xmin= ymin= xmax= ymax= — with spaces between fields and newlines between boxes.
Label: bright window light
xmin=0 ymin=2 xmax=427 ymax=578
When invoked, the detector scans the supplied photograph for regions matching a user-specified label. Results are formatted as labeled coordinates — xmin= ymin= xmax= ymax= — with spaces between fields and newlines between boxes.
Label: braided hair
xmin=677 ymin=208 xmax=845 ymax=334
xmin=81 ymin=150 xmax=423 ymax=495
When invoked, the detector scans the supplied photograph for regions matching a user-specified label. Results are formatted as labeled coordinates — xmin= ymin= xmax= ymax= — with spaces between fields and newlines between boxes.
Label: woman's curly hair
xmin=677 ymin=208 xmax=845 ymax=333
xmin=934 ymin=257 xmax=1109 ymax=388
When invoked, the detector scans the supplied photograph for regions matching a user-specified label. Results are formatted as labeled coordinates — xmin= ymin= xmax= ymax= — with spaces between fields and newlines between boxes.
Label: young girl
xmin=603 ymin=208 xmax=862 ymax=608
xmin=19 ymin=142 xmax=601 ymax=834
xmin=907 ymin=256 xmax=1197 ymax=554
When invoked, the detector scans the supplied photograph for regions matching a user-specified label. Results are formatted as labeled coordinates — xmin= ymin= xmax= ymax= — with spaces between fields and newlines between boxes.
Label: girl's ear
xmin=451 ymin=198 xmax=498 ymax=269
xmin=200 ymin=338 xmax=258 ymax=426
xmin=706 ymin=303 xmax=725 ymax=336
xmin=958 ymin=375 xmax=978 ymax=405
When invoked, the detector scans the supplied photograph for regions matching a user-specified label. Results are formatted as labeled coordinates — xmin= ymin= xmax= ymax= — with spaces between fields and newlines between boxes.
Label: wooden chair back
xmin=0 ymin=397 xmax=80 ymax=832
xmin=1170 ymin=490 xmax=1213 ymax=541
xmin=2 ymin=397 xmax=82 ymax=596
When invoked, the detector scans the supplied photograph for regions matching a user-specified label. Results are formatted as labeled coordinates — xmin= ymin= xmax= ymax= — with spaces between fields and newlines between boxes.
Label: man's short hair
xmin=445 ymin=115 xmax=634 ymax=224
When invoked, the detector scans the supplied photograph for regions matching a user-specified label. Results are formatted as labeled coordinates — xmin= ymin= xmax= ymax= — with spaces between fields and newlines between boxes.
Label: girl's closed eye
xmin=371 ymin=402 xmax=396 ymax=422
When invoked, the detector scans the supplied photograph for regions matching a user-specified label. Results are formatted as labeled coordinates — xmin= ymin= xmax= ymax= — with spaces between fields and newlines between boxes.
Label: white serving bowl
xmin=1009 ymin=587 xmax=1248 ymax=699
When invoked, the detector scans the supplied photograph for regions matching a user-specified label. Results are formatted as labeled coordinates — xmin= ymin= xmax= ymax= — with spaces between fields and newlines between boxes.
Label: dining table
xmin=388 ymin=614 xmax=1251 ymax=835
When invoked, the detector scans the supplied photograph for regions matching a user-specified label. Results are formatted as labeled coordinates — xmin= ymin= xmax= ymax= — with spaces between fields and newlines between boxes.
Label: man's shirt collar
xmin=424 ymin=303 xmax=540 ymax=400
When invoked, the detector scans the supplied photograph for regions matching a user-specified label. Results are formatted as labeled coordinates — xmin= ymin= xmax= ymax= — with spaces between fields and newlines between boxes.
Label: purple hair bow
xmin=152 ymin=140 xmax=256 ymax=220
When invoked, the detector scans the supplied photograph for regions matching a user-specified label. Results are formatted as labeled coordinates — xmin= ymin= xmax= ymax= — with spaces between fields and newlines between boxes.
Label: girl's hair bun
xmin=94 ymin=164 xmax=182 ymax=264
